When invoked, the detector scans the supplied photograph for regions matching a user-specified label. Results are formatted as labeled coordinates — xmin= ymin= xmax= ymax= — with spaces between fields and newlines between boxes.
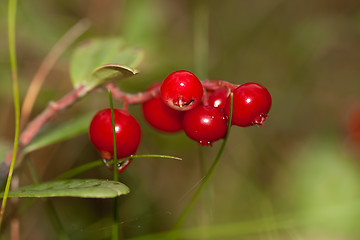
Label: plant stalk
xmin=0 ymin=0 xmax=20 ymax=230
xmin=109 ymin=90 xmax=119 ymax=240
xmin=171 ymin=93 xmax=234 ymax=238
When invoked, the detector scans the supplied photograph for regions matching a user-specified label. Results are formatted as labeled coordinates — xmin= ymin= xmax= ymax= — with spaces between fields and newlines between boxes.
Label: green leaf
xmin=85 ymin=64 xmax=137 ymax=93
xmin=0 ymin=179 xmax=129 ymax=198
xmin=70 ymin=37 xmax=143 ymax=91
xmin=23 ymin=112 xmax=95 ymax=153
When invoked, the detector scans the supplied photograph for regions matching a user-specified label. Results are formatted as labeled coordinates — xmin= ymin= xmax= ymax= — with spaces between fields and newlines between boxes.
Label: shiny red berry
xmin=208 ymin=87 xmax=230 ymax=108
xmin=224 ymin=82 xmax=272 ymax=127
xmin=183 ymin=105 xmax=227 ymax=146
xmin=142 ymin=95 xmax=185 ymax=133
xmin=160 ymin=70 xmax=203 ymax=111
xmin=89 ymin=108 xmax=141 ymax=160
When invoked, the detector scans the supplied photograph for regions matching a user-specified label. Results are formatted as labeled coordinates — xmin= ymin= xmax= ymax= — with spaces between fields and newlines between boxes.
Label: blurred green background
xmin=1 ymin=0 xmax=360 ymax=239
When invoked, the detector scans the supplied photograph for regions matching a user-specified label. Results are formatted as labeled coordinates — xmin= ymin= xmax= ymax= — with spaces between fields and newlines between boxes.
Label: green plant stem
xmin=0 ymin=0 xmax=20 ymax=230
xmin=197 ymin=146 xmax=211 ymax=239
xmin=54 ymin=155 xmax=182 ymax=181
xmin=131 ymin=154 xmax=182 ymax=161
xmin=173 ymin=135 xmax=226 ymax=229
xmin=171 ymin=93 xmax=234 ymax=237
xmin=109 ymin=90 xmax=119 ymax=240
xmin=108 ymin=90 xmax=118 ymax=183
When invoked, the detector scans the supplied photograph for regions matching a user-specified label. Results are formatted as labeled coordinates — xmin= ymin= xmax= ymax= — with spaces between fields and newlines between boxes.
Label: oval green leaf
xmin=0 ymin=179 xmax=129 ymax=198
xmin=70 ymin=37 xmax=143 ymax=91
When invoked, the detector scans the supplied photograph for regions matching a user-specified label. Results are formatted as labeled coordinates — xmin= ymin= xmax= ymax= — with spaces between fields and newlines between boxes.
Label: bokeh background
xmin=1 ymin=0 xmax=360 ymax=239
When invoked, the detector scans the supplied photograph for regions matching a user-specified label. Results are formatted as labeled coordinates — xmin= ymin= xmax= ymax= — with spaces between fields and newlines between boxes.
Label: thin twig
xmin=19 ymin=85 xmax=86 ymax=147
xmin=105 ymin=83 xmax=160 ymax=104
xmin=201 ymin=80 xmax=239 ymax=91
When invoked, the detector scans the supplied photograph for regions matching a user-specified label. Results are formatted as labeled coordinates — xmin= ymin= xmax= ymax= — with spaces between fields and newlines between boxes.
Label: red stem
xmin=201 ymin=80 xmax=239 ymax=91
xmin=105 ymin=83 xmax=160 ymax=104
xmin=19 ymin=85 xmax=86 ymax=147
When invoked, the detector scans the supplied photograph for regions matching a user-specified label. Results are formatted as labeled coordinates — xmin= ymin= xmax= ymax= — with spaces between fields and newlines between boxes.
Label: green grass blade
xmin=130 ymin=154 xmax=182 ymax=161
xmin=172 ymin=93 xmax=234 ymax=233
xmin=108 ymin=90 xmax=119 ymax=240
xmin=55 ymin=155 xmax=181 ymax=181
xmin=0 ymin=0 xmax=20 ymax=230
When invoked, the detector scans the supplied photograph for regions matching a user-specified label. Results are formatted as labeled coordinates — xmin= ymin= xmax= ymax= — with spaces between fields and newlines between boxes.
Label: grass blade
xmin=0 ymin=0 xmax=20 ymax=230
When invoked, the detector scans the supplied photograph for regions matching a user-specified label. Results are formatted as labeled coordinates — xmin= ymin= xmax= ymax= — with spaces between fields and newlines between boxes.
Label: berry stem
xmin=19 ymin=84 xmax=86 ymax=147
xmin=201 ymin=80 xmax=239 ymax=91
xmin=106 ymin=83 xmax=160 ymax=104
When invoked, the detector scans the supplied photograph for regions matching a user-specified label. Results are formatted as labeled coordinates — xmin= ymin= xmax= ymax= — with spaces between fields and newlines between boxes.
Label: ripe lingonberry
xmin=142 ymin=97 xmax=185 ymax=133
xmin=160 ymin=70 xmax=203 ymax=111
xmin=208 ymin=87 xmax=230 ymax=108
xmin=224 ymin=82 xmax=272 ymax=127
xmin=142 ymin=83 xmax=184 ymax=132
xmin=183 ymin=105 xmax=227 ymax=146
xmin=89 ymin=108 xmax=141 ymax=160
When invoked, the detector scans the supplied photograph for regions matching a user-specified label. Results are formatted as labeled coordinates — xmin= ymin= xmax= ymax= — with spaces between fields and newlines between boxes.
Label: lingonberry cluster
xmin=89 ymin=70 xmax=272 ymax=172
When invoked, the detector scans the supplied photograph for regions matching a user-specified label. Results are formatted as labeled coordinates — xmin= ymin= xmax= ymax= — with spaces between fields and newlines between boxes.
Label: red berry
xmin=142 ymin=96 xmax=185 ymax=132
xmin=224 ymin=83 xmax=272 ymax=127
xmin=142 ymin=82 xmax=184 ymax=133
xmin=183 ymin=105 xmax=228 ymax=146
xmin=89 ymin=108 xmax=141 ymax=160
xmin=160 ymin=70 xmax=203 ymax=111
xmin=208 ymin=87 xmax=230 ymax=108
